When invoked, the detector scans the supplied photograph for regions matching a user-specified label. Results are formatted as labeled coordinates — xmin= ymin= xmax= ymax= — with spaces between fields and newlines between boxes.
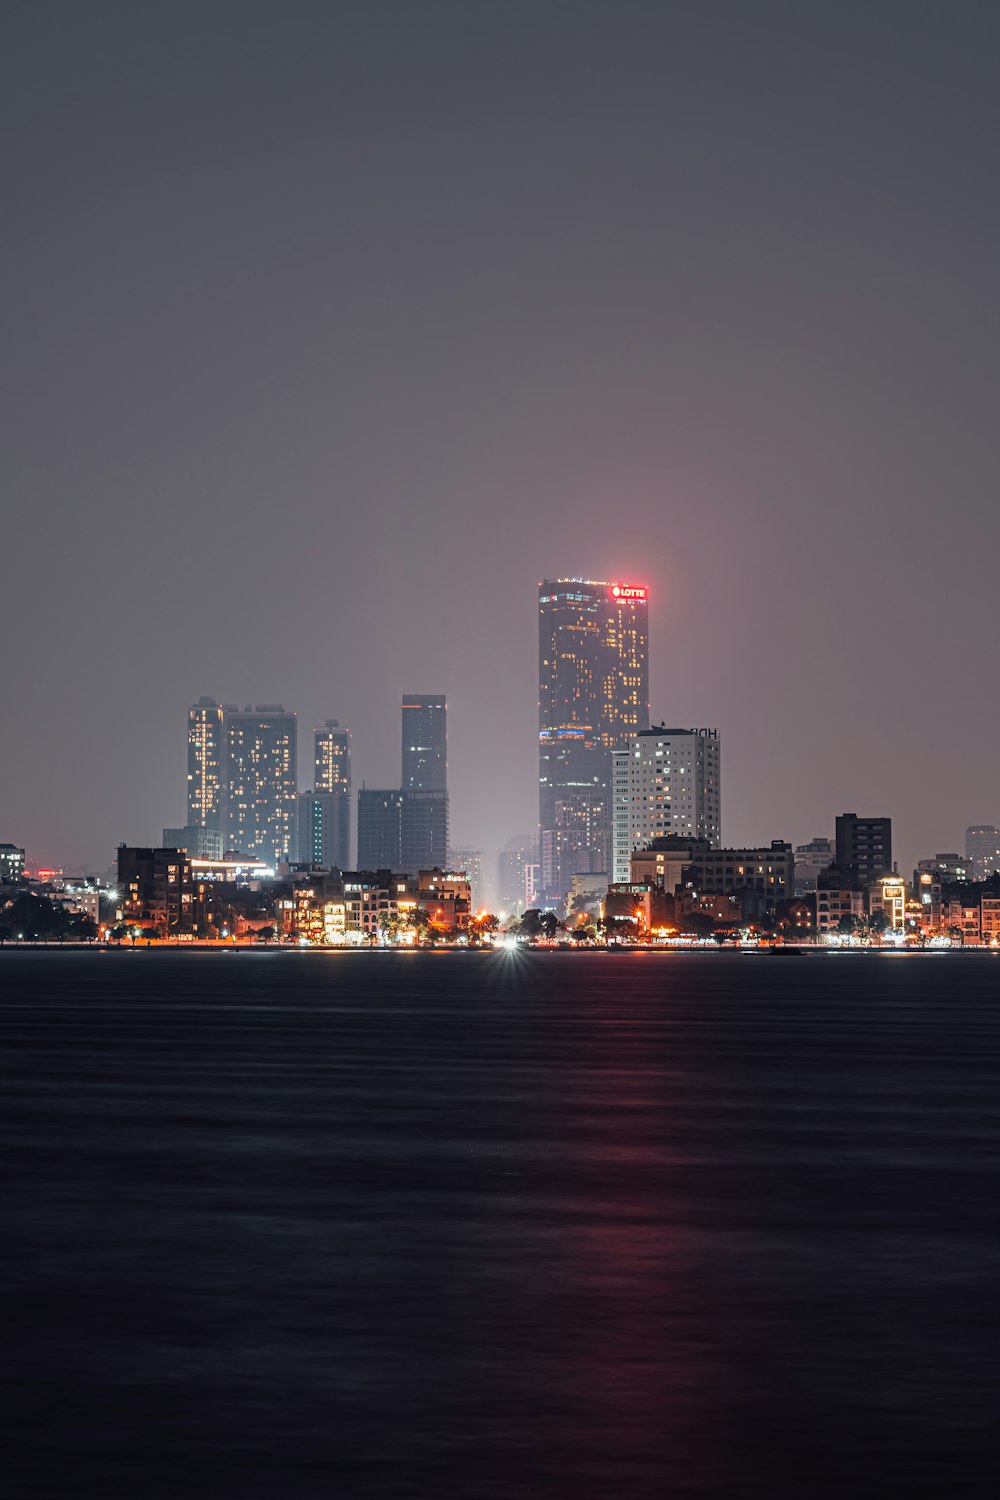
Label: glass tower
xmin=538 ymin=579 xmax=649 ymax=901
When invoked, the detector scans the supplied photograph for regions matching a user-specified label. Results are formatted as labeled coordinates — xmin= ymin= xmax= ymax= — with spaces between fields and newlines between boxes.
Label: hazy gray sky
xmin=4 ymin=1 xmax=999 ymax=876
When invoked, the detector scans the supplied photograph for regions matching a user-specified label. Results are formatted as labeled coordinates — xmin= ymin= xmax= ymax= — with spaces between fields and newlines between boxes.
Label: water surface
xmin=3 ymin=949 xmax=1000 ymax=1497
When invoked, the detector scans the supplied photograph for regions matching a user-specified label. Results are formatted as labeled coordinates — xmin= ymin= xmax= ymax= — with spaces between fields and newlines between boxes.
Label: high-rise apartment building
xmin=834 ymin=813 xmax=892 ymax=887
xmin=357 ymin=788 xmax=404 ymax=870
xmin=611 ymin=727 xmax=721 ymax=882
xmin=401 ymin=694 xmax=448 ymax=871
xmin=223 ymin=704 xmax=297 ymax=866
xmin=966 ymin=825 xmax=1000 ymax=881
xmin=187 ymin=696 xmax=226 ymax=835
xmin=538 ymin=579 xmax=649 ymax=899
xmin=307 ymin=720 xmax=351 ymax=868
xmin=315 ymin=720 xmax=351 ymax=796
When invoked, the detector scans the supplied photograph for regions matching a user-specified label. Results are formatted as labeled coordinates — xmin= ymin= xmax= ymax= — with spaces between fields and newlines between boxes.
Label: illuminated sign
xmin=610 ymin=583 xmax=647 ymax=601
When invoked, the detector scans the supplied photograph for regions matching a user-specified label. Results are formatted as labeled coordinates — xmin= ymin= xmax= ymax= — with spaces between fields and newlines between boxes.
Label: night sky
xmin=5 ymin=1 xmax=1000 ymax=876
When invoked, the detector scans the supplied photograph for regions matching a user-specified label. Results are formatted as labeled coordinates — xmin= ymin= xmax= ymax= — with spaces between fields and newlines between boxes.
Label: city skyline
xmin=5 ymin=7 xmax=1000 ymax=881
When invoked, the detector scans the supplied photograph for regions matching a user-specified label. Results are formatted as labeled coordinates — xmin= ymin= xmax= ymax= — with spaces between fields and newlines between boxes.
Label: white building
xmin=612 ymin=727 xmax=721 ymax=883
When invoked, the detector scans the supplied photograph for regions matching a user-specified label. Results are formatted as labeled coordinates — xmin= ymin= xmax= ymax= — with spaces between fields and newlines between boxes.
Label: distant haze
xmin=4 ymin=2 xmax=1000 ymax=877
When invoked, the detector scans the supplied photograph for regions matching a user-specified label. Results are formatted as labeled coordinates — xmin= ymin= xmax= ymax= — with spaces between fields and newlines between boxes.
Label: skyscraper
xmin=308 ymin=719 xmax=351 ymax=868
xmin=357 ymin=788 xmax=404 ymax=870
xmin=187 ymin=696 xmax=226 ymax=836
xmin=611 ymin=727 xmax=721 ymax=882
xmin=296 ymin=790 xmax=350 ymax=869
xmin=401 ymin=694 xmax=448 ymax=871
xmin=223 ymin=704 xmax=297 ymax=865
xmin=315 ymin=720 xmax=351 ymax=796
xmin=538 ymin=579 xmax=649 ymax=900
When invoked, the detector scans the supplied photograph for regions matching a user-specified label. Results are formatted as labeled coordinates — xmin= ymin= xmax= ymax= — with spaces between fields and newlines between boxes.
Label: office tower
xmin=224 ymin=704 xmax=297 ymax=866
xmin=187 ymin=696 xmax=226 ymax=836
xmin=401 ymin=694 xmax=448 ymax=871
xmin=357 ymin=788 xmax=404 ymax=870
xmin=834 ymin=813 xmax=892 ymax=886
xmin=448 ymin=848 xmax=484 ymax=910
xmin=402 ymin=695 xmax=447 ymax=792
xmin=966 ymin=825 xmax=1000 ymax=881
xmin=296 ymin=790 xmax=350 ymax=869
xmin=611 ymin=727 xmax=721 ymax=882
xmin=538 ymin=579 xmax=649 ymax=899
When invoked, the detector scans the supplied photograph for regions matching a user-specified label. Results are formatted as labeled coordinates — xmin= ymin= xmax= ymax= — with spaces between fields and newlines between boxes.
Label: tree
xmin=837 ymin=913 xmax=860 ymax=936
xmin=681 ymin=911 xmax=717 ymax=939
xmin=255 ymin=926 xmax=276 ymax=943
xmin=868 ymin=910 xmax=890 ymax=938
xmin=517 ymin=909 xmax=544 ymax=941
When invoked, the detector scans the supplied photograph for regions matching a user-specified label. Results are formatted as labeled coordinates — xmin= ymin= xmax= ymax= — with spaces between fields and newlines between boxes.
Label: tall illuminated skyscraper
xmin=401 ymin=694 xmax=448 ymax=870
xmin=301 ymin=719 xmax=352 ymax=868
xmin=315 ymin=720 xmax=351 ymax=796
xmin=223 ymin=704 xmax=298 ymax=865
xmin=538 ymin=579 xmax=649 ymax=900
xmin=186 ymin=696 xmax=226 ymax=836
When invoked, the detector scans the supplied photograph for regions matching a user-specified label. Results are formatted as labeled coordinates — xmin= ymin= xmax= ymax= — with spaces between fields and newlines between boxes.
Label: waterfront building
xmin=815 ymin=865 xmax=866 ymax=937
xmin=834 ymin=813 xmax=892 ymax=887
xmin=223 ymin=704 xmax=297 ymax=865
xmin=629 ymin=835 xmax=706 ymax=894
xmin=117 ymin=845 xmax=193 ymax=933
xmin=869 ymin=875 xmax=906 ymax=932
xmin=611 ymin=727 xmax=721 ymax=883
xmin=538 ymin=578 xmax=649 ymax=901
xmin=965 ymin=825 xmax=1000 ymax=881
xmin=683 ymin=841 xmax=794 ymax=915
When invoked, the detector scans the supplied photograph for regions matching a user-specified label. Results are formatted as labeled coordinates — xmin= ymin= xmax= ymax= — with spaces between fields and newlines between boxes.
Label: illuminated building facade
xmin=309 ymin=719 xmax=351 ymax=867
xmin=223 ymin=704 xmax=298 ymax=865
xmin=611 ymin=727 xmax=720 ymax=883
xmin=401 ymin=694 xmax=448 ymax=871
xmin=315 ymin=720 xmax=351 ymax=796
xmin=296 ymin=790 xmax=350 ymax=870
xmin=538 ymin=579 xmax=649 ymax=900
xmin=187 ymin=696 xmax=226 ymax=837
xmin=966 ymin=825 xmax=1000 ymax=881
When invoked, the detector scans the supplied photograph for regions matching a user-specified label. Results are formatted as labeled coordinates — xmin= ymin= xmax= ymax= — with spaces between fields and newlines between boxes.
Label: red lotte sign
xmin=610 ymin=583 xmax=647 ymax=601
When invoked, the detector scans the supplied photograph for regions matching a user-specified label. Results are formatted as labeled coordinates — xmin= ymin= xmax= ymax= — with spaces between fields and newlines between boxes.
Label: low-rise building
xmin=869 ymin=874 xmax=907 ymax=932
xmin=117 ymin=846 xmax=193 ymax=934
xmin=815 ymin=865 xmax=865 ymax=937
xmin=0 ymin=844 xmax=26 ymax=885
xmin=683 ymin=841 xmax=794 ymax=912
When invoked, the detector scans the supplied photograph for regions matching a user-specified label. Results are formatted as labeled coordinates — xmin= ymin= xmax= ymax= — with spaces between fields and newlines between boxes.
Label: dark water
xmin=3 ymin=949 xmax=1000 ymax=1498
